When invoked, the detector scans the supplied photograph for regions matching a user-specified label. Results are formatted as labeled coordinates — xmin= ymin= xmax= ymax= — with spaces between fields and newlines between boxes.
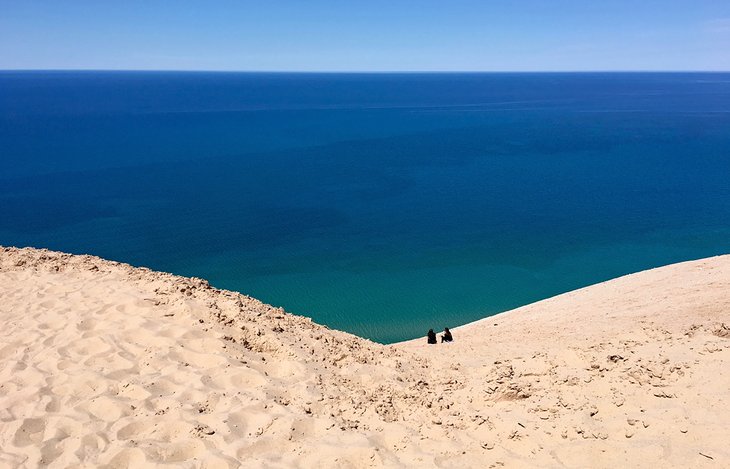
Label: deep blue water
xmin=2 ymin=71 xmax=730 ymax=343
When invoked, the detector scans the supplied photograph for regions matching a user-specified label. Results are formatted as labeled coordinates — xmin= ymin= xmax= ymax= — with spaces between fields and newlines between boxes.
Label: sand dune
xmin=1 ymin=247 xmax=728 ymax=468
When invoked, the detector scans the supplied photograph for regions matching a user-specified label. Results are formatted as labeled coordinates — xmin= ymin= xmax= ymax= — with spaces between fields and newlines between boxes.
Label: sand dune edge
xmin=1 ymin=246 xmax=729 ymax=468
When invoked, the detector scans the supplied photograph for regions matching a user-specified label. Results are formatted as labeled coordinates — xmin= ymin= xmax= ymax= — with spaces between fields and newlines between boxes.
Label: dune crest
xmin=1 ymin=246 xmax=729 ymax=468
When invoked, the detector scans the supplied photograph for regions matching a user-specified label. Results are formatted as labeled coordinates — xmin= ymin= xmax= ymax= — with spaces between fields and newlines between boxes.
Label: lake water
xmin=2 ymin=71 xmax=730 ymax=342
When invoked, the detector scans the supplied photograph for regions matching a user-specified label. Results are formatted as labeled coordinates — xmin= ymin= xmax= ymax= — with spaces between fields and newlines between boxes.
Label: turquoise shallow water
xmin=2 ymin=72 xmax=730 ymax=342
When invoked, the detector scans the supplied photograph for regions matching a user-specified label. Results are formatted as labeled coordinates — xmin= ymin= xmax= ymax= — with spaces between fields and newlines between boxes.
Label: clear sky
xmin=1 ymin=0 xmax=729 ymax=71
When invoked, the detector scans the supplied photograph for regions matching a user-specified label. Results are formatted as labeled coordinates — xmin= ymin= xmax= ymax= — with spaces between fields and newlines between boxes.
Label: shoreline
xmin=1 ymin=246 xmax=729 ymax=467
xmin=3 ymin=245 xmax=723 ymax=346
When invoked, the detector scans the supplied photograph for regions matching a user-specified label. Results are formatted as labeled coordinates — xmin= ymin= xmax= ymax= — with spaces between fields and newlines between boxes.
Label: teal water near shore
xmin=2 ymin=72 xmax=730 ymax=342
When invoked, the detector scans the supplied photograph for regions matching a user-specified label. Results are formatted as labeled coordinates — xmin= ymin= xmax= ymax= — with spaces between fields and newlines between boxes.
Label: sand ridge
xmin=1 ymin=246 xmax=729 ymax=467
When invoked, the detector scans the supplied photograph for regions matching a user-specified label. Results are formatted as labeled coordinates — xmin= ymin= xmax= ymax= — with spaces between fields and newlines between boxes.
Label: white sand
xmin=1 ymin=247 xmax=728 ymax=468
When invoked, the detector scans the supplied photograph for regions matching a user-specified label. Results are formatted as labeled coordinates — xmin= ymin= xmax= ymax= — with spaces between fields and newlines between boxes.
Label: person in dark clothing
xmin=441 ymin=327 xmax=453 ymax=343
xmin=427 ymin=329 xmax=437 ymax=344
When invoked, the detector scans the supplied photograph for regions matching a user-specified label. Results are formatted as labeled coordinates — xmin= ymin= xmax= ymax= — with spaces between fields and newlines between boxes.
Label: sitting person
xmin=441 ymin=327 xmax=453 ymax=343
xmin=427 ymin=329 xmax=437 ymax=344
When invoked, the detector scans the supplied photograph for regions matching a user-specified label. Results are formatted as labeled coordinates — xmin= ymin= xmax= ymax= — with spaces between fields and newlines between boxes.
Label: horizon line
xmin=2 ymin=68 xmax=730 ymax=74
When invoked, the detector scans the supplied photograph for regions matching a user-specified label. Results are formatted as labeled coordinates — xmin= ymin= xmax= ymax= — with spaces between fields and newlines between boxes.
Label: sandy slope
xmin=0 ymin=247 xmax=728 ymax=468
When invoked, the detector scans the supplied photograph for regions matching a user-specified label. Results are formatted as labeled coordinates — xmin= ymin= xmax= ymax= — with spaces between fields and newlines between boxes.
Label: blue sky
xmin=1 ymin=0 xmax=729 ymax=71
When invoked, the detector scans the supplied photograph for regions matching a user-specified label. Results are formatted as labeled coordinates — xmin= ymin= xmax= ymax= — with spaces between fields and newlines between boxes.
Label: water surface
xmin=2 ymin=71 xmax=730 ymax=342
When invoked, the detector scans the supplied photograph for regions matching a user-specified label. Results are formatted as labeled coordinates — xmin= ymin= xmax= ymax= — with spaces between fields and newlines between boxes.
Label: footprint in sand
xmin=13 ymin=417 xmax=46 ymax=446
xmin=146 ymin=440 xmax=206 ymax=463
xmin=116 ymin=420 xmax=156 ymax=440
xmin=76 ymin=433 xmax=108 ymax=462
xmin=39 ymin=299 xmax=57 ymax=309
xmin=209 ymin=368 xmax=269 ymax=389
xmin=105 ymin=447 xmax=147 ymax=468
xmin=228 ymin=406 xmax=275 ymax=438
xmin=77 ymin=318 xmax=99 ymax=331
xmin=83 ymin=353 xmax=134 ymax=373
xmin=63 ymin=336 xmax=112 ymax=358
xmin=40 ymin=437 xmax=68 ymax=465
xmin=80 ymin=396 xmax=127 ymax=422
xmin=171 ymin=348 xmax=228 ymax=369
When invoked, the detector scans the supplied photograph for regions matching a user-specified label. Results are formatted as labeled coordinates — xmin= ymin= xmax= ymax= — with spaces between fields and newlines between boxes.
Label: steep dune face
xmin=399 ymin=255 xmax=730 ymax=467
xmin=1 ymin=247 xmax=729 ymax=468
xmin=0 ymin=247 xmax=456 ymax=468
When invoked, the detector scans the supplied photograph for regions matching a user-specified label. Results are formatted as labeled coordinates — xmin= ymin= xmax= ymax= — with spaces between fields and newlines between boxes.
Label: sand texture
xmin=1 ymin=247 xmax=729 ymax=468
